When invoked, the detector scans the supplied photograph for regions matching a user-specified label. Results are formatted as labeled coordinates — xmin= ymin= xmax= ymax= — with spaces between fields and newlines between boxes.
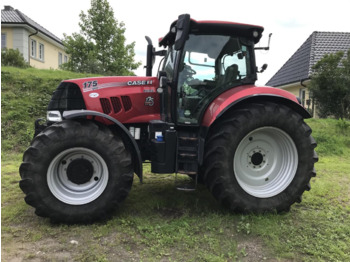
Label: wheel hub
xmin=66 ymin=159 xmax=94 ymax=185
xmin=248 ymin=148 xmax=266 ymax=169
xmin=251 ymin=152 xmax=263 ymax=165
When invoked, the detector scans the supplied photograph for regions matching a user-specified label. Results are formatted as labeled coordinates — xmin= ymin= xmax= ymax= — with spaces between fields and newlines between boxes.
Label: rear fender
xmin=62 ymin=110 xmax=143 ymax=182
xmin=201 ymin=86 xmax=311 ymax=127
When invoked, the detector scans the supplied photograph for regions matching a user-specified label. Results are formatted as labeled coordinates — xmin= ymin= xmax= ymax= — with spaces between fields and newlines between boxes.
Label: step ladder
xmin=176 ymin=134 xmax=199 ymax=191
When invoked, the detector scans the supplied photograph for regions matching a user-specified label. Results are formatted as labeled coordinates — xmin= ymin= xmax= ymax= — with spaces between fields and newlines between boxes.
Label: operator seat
xmin=224 ymin=64 xmax=239 ymax=84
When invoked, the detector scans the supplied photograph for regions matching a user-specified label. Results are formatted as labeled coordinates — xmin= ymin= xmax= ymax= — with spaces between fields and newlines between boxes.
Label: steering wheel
xmin=184 ymin=64 xmax=196 ymax=76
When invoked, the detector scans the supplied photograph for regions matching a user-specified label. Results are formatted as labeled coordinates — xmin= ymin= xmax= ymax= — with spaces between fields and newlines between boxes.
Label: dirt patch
xmin=2 ymin=231 xmax=143 ymax=262
xmin=2 ymin=235 xmax=72 ymax=262
xmin=237 ymin=238 xmax=291 ymax=262
xmin=156 ymin=207 xmax=185 ymax=219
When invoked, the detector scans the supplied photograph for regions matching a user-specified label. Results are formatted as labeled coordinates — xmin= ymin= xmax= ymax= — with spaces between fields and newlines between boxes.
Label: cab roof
xmin=159 ymin=16 xmax=264 ymax=47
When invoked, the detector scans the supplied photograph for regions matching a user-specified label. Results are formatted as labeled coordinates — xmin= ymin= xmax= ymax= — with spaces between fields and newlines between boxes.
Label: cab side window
xmin=163 ymin=47 xmax=177 ymax=81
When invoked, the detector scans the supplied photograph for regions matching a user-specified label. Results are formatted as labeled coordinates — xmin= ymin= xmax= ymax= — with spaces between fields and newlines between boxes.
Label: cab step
xmin=175 ymin=172 xmax=198 ymax=191
xmin=177 ymin=170 xmax=197 ymax=175
xmin=175 ymin=131 xmax=200 ymax=191
xmin=176 ymin=184 xmax=196 ymax=192
xmin=177 ymin=133 xmax=199 ymax=174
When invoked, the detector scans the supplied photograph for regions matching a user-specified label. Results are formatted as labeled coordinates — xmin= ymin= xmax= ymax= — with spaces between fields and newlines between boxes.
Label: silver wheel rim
xmin=47 ymin=147 xmax=109 ymax=205
xmin=233 ymin=127 xmax=298 ymax=198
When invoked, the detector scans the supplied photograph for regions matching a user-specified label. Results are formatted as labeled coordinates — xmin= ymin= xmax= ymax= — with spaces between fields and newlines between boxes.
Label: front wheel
xmin=19 ymin=120 xmax=134 ymax=223
xmin=202 ymin=102 xmax=318 ymax=213
xmin=47 ymin=147 xmax=110 ymax=205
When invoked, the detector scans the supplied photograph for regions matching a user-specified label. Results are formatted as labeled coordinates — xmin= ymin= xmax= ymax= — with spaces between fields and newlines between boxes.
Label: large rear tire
xmin=19 ymin=120 xmax=133 ymax=223
xmin=202 ymin=102 xmax=318 ymax=213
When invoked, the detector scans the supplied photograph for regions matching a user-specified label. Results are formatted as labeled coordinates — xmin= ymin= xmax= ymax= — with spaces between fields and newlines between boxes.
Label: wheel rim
xmin=47 ymin=147 xmax=109 ymax=205
xmin=233 ymin=127 xmax=298 ymax=198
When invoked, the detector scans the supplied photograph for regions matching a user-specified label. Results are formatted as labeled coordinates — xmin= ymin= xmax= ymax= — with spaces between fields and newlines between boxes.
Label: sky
xmin=3 ymin=0 xmax=350 ymax=85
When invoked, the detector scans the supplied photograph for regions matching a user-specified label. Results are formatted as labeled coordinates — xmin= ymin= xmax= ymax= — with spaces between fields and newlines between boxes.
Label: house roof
xmin=1 ymin=5 xmax=63 ymax=45
xmin=266 ymin=31 xmax=350 ymax=87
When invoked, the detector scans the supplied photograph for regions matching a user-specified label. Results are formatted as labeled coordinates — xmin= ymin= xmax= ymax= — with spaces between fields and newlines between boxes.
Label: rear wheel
xmin=234 ymin=127 xmax=298 ymax=198
xmin=19 ymin=120 xmax=133 ymax=223
xmin=203 ymin=102 xmax=318 ymax=213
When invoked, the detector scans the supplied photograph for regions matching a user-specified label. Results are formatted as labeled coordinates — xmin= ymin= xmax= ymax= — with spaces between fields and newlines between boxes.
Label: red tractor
xmin=20 ymin=14 xmax=317 ymax=223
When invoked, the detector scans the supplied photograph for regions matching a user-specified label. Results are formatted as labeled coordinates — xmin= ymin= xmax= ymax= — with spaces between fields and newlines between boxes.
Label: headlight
xmin=47 ymin=110 xmax=62 ymax=122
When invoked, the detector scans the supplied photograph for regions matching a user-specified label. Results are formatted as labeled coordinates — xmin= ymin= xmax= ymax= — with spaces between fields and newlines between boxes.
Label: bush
xmin=1 ymin=48 xmax=30 ymax=68
xmin=306 ymin=118 xmax=350 ymax=156
xmin=336 ymin=118 xmax=350 ymax=134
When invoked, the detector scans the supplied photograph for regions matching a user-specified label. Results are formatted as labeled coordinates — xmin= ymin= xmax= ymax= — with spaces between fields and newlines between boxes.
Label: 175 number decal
xmin=83 ymin=80 xmax=98 ymax=89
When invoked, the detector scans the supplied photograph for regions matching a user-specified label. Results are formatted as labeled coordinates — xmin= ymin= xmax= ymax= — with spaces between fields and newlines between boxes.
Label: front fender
xmin=62 ymin=110 xmax=143 ymax=182
xmin=201 ymin=85 xmax=310 ymax=127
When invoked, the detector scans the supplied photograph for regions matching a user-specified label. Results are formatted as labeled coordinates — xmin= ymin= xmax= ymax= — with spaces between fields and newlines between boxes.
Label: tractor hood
xmin=48 ymin=76 xmax=161 ymax=124
xmin=65 ymin=76 xmax=158 ymax=92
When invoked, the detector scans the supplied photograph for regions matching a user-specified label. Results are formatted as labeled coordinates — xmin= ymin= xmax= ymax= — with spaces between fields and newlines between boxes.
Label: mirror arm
xmin=254 ymin=33 xmax=272 ymax=50
xmin=154 ymin=50 xmax=167 ymax=56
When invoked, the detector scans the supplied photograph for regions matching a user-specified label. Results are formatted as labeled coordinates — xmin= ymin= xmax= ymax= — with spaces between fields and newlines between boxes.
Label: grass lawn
xmin=2 ymin=120 xmax=350 ymax=261
xmin=1 ymin=67 xmax=350 ymax=261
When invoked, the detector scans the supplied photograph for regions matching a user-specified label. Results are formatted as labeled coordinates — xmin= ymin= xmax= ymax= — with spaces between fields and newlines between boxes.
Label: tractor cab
xmin=144 ymin=14 xmax=266 ymax=176
xmin=146 ymin=14 xmax=264 ymax=126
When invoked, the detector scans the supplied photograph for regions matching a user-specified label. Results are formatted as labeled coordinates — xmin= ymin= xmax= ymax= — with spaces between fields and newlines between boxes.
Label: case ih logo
xmin=127 ymin=80 xmax=153 ymax=86
xmin=144 ymin=96 xmax=154 ymax=106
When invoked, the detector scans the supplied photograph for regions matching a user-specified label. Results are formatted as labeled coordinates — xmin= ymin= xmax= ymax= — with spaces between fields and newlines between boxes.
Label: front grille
xmin=100 ymin=98 xmax=111 ymax=114
xmin=48 ymin=82 xmax=86 ymax=111
xmin=99 ymin=96 xmax=131 ymax=115
xmin=121 ymin=96 xmax=132 ymax=111
xmin=110 ymin=97 xmax=122 ymax=113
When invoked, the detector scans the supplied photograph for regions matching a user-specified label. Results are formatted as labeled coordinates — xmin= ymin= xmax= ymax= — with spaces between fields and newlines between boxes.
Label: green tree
xmin=309 ymin=49 xmax=350 ymax=119
xmin=62 ymin=0 xmax=140 ymax=75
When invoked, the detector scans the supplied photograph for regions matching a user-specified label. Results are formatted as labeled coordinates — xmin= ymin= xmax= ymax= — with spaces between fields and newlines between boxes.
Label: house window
xmin=299 ymin=88 xmax=306 ymax=106
xmin=64 ymin=55 xmax=68 ymax=63
xmin=39 ymin=43 xmax=44 ymax=61
xmin=31 ymin=39 xmax=37 ymax=57
xmin=1 ymin=33 xmax=6 ymax=48
xmin=58 ymin=52 xmax=63 ymax=65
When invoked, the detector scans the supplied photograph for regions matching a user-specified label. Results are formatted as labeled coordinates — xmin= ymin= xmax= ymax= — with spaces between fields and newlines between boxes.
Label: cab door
xmin=176 ymin=50 xmax=216 ymax=125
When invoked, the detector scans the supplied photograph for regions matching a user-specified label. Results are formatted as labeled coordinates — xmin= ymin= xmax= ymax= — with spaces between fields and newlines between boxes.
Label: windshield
xmin=177 ymin=34 xmax=254 ymax=124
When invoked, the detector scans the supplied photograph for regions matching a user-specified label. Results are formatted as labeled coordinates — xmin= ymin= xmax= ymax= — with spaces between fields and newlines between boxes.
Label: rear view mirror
xmin=145 ymin=36 xmax=155 ymax=76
